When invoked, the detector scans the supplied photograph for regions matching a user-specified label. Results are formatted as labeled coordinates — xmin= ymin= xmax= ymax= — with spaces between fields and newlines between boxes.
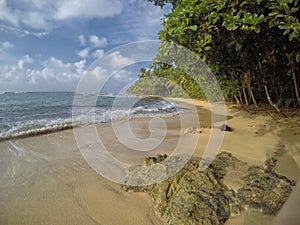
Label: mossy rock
xmin=123 ymin=152 xmax=295 ymax=225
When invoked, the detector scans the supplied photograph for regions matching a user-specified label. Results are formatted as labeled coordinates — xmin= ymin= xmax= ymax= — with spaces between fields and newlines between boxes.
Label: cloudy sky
xmin=0 ymin=0 xmax=171 ymax=92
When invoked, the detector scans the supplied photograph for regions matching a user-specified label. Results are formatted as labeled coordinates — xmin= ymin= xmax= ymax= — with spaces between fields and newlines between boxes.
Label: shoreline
xmin=2 ymin=95 xmax=297 ymax=144
xmin=0 ymin=123 xmax=78 ymax=142
xmin=0 ymin=97 xmax=299 ymax=224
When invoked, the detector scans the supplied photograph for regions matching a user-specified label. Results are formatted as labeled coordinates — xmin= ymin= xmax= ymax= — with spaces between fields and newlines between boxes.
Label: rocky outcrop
xmin=237 ymin=166 xmax=295 ymax=214
xmin=123 ymin=152 xmax=295 ymax=225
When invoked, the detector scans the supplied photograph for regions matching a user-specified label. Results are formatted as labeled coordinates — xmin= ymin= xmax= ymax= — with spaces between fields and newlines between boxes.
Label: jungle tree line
xmin=128 ymin=0 xmax=300 ymax=108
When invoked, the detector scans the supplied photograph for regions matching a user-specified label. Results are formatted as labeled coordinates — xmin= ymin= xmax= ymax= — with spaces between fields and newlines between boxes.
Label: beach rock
xmin=123 ymin=152 xmax=295 ymax=225
xmin=124 ymin=153 xmax=243 ymax=224
xmin=209 ymin=152 xmax=248 ymax=180
xmin=264 ymin=157 xmax=277 ymax=172
xmin=209 ymin=152 xmax=249 ymax=194
xmin=237 ymin=166 xmax=295 ymax=214
xmin=219 ymin=124 xmax=233 ymax=132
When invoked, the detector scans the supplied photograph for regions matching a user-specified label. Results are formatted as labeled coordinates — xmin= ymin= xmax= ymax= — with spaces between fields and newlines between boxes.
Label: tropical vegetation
xmin=128 ymin=0 xmax=300 ymax=108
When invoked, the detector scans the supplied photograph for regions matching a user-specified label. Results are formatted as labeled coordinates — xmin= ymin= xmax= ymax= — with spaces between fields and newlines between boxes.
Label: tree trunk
xmin=247 ymin=85 xmax=258 ymax=108
xmin=234 ymin=95 xmax=241 ymax=105
xmin=238 ymin=90 xmax=243 ymax=105
xmin=242 ymin=87 xmax=249 ymax=105
xmin=245 ymin=71 xmax=258 ymax=108
xmin=289 ymin=56 xmax=300 ymax=107
xmin=264 ymin=85 xmax=286 ymax=117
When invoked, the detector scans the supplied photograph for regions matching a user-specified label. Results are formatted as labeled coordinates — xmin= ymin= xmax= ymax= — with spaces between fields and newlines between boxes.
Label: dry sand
xmin=0 ymin=98 xmax=299 ymax=225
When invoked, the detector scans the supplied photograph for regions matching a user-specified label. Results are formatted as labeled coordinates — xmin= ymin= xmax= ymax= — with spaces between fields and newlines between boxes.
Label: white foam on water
xmin=0 ymin=96 xmax=182 ymax=141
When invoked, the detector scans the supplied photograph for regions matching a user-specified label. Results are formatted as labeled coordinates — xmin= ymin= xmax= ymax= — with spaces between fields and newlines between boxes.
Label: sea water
xmin=0 ymin=92 xmax=180 ymax=140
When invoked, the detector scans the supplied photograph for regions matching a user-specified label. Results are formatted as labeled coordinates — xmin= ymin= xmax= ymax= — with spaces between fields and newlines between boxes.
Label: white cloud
xmin=0 ymin=0 xmax=169 ymax=51
xmin=0 ymin=0 xmax=19 ymax=26
xmin=28 ymin=57 xmax=85 ymax=84
xmin=2 ymin=41 xmax=14 ymax=49
xmin=92 ymin=49 xmax=105 ymax=58
xmin=0 ymin=0 xmax=51 ymax=30
xmin=108 ymin=51 xmax=135 ymax=70
xmin=80 ymin=52 xmax=135 ymax=91
xmin=0 ymin=0 xmax=123 ymax=31
xmin=114 ymin=69 xmax=134 ymax=82
xmin=21 ymin=11 xmax=51 ymax=30
xmin=18 ymin=55 xmax=34 ymax=69
xmin=77 ymin=47 xmax=90 ymax=59
xmin=89 ymin=66 xmax=109 ymax=82
xmin=0 ymin=52 xmax=137 ymax=91
xmin=76 ymin=35 xmax=107 ymax=59
xmin=0 ymin=56 xmax=85 ymax=87
xmin=89 ymin=35 xmax=107 ymax=48
xmin=87 ymin=52 xmax=134 ymax=82
xmin=78 ymin=34 xmax=86 ymax=46
xmin=75 ymin=59 xmax=86 ymax=70
xmin=43 ymin=57 xmax=72 ymax=71
xmin=54 ymin=0 xmax=123 ymax=20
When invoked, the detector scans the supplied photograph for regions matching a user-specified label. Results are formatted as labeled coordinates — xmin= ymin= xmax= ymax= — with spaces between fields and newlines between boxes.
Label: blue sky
xmin=0 ymin=0 xmax=171 ymax=92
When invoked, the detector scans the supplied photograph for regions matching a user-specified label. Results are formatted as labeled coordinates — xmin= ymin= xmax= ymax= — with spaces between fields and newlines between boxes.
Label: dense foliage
xmin=129 ymin=0 xmax=300 ymax=107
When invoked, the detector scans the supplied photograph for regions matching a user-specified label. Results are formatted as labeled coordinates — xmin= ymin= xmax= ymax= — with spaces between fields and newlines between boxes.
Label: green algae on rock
xmin=123 ymin=152 xmax=295 ymax=225
xmin=237 ymin=166 xmax=295 ymax=214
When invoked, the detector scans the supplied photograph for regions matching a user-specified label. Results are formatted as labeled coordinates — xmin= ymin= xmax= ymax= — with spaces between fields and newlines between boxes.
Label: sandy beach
xmin=0 ymin=98 xmax=299 ymax=225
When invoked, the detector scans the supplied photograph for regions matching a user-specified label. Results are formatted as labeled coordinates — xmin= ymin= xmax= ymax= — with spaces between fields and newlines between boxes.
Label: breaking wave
xmin=0 ymin=94 xmax=181 ymax=141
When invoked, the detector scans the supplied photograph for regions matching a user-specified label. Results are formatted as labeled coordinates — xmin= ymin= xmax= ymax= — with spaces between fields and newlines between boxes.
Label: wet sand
xmin=0 ymin=129 xmax=162 ymax=225
xmin=0 ymin=99 xmax=300 ymax=225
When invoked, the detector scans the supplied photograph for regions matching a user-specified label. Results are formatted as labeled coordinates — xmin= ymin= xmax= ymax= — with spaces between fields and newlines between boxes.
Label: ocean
xmin=0 ymin=92 xmax=180 ymax=141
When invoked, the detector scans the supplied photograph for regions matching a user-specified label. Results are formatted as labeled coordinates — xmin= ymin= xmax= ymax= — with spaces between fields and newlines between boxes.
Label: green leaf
xmin=257 ymin=14 xmax=265 ymax=24
xmin=204 ymin=45 xmax=212 ymax=51
xmin=289 ymin=31 xmax=299 ymax=41
xmin=242 ymin=24 xmax=251 ymax=31
xmin=268 ymin=19 xmax=277 ymax=28
xmin=223 ymin=21 xmax=239 ymax=31
xmin=189 ymin=25 xmax=198 ymax=31
xmin=290 ymin=7 xmax=299 ymax=14
xmin=278 ymin=23 xmax=290 ymax=30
